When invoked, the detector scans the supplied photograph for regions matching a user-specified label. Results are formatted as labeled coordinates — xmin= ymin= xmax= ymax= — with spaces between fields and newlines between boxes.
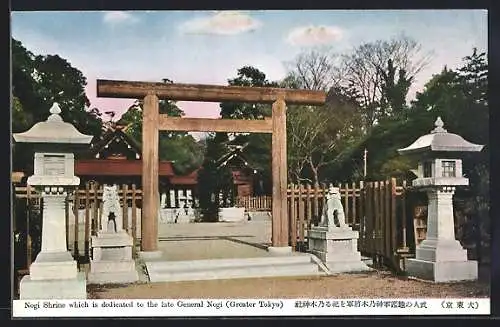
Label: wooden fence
xmin=237 ymin=180 xmax=412 ymax=270
xmin=236 ymin=195 xmax=272 ymax=211
xmin=14 ymin=178 xmax=483 ymax=276
xmin=14 ymin=183 xmax=142 ymax=267
xmin=357 ymin=179 xmax=412 ymax=269
xmin=284 ymin=180 xmax=412 ymax=269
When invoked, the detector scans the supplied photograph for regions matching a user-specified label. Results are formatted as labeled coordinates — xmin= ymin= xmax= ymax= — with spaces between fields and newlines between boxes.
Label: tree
xmin=197 ymin=66 xmax=277 ymax=218
xmin=284 ymin=47 xmax=342 ymax=91
xmin=286 ymin=104 xmax=340 ymax=184
xmin=331 ymin=47 xmax=488 ymax=183
xmin=220 ymin=66 xmax=277 ymax=121
xmin=12 ymin=38 xmax=103 ymax=137
xmin=160 ymin=135 xmax=205 ymax=175
xmin=12 ymin=96 xmax=33 ymax=133
xmin=379 ymin=59 xmax=414 ymax=118
xmin=196 ymin=135 xmax=235 ymax=222
xmin=283 ymin=49 xmax=363 ymax=184
xmin=121 ymin=94 xmax=185 ymax=142
xmin=12 ymin=38 xmax=104 ymax=173
xmin=339 ymin=34 xmax=432 ymax=132
xmin=213 ymin=66 xmax=277 ymax=183
xmin=411 ymin=49 xmax=488 ymax=146
xmin=119 ymin=84 xmax=204 ymax=174
xmin=411 ymin=48 xmax=489 ymax=260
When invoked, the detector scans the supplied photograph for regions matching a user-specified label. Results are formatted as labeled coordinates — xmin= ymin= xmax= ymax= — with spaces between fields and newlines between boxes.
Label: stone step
xmin=147 ymin=262 xmax=322 ymax=282
xmin=90 ymin=260 xmax=136 ymax=273
xmin=87 ymin=270 xmax=139 ymax=285
xmin=361 ymin=256 xmax=373 ymax=266
xmin=145 ymin=255 xmax=313 ymax=272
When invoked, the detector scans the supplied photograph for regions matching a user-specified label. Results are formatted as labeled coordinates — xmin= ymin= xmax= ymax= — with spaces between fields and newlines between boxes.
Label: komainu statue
xmin=320 ymin=185 xmax=347 ymax=229
xmin=101 ymin=184 xmax=123 ymax=233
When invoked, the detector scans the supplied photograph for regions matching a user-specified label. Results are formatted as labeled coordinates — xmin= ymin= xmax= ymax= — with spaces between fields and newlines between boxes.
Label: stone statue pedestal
xmin=176 ymin=209 xmax=195 ymax=224
xmin=19 ymin=191 xmax=87 ymax=299
xmin=308 ymin=226 xmax=372 ymax=273
xmin=219 ymin=207 xmax=246 ymax=222
xmin=88 ymin=230 xmax=138 ymax=284
xmin=159 ymin=208 xmax=177 ymax=224
xmin=308 ymin=185 xmax=371 ymax=274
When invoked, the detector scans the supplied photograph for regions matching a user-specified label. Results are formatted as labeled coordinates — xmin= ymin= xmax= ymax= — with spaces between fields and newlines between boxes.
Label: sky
xmin=11 ymin=10 xmax=487 ymax=123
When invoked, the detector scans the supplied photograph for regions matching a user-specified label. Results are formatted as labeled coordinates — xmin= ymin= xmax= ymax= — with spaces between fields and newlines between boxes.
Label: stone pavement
xmin=153 ymin=220 xmax=273 ymax=261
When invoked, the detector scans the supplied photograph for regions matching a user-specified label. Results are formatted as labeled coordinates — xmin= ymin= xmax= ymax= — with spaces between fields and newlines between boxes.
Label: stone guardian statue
xmin=320 ymin=185 xmax=347 ymax=229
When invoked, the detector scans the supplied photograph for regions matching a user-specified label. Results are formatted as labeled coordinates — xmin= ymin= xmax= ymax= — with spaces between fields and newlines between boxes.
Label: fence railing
xmin=236 ymin=195 xmax=272 ymax=211
xmin=14 ymin=183 xmax=142 ymax=265
xmin=236 ymin=180 xmax=412 ymax=269
xmin=358 ymin=179 xmax=411 ymax=269
xmin=287 ymin=180 xmax=412 ymax=269
xmin=16 ymin=178 xmax=478 ymax=273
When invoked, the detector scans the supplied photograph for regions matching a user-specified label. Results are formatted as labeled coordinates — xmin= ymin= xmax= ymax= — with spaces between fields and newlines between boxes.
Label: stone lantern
xmin=398 ymin=117 xmax=483 ymax=282
xmin=13 ymin=102 xmax=93 ymax=299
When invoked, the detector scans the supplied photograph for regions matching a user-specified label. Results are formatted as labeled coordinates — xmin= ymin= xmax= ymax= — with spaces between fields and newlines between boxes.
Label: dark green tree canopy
xmin=329 ymin=47 xmax=488 ymax=182
xmin=118 ymin=81 xmax=204 ymax=175
xmin=12 ymin=38 xmax=102 ymax=137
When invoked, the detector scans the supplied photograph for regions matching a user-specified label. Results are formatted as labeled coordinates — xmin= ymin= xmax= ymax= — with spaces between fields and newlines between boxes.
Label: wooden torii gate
xmin=97 ymin=79 xmax=326 ymax=254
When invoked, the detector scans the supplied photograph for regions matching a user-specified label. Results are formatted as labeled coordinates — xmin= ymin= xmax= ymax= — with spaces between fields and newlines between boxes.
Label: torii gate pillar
xmin=96 ymin=79 xmax=326 ymax=256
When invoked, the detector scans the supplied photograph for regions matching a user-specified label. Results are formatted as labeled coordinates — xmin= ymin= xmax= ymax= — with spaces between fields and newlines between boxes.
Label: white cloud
xmin=178 ymin=11 xmax=261 ymax=35
xmin=286 ymin=25 xmax=343 ymax=46
xmin=103 ymin=11 xmax=138 ymax=25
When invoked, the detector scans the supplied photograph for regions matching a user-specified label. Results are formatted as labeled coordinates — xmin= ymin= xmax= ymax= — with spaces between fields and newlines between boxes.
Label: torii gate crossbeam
xmin=97 ymin=79 xmax=326 ymax=254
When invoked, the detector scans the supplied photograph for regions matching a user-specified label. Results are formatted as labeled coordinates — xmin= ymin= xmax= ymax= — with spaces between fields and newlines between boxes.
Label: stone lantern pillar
xmin=13 ymin=103 xmax=93 ymax=299
xmin=398 ymin=117 xmax=484 ymax=282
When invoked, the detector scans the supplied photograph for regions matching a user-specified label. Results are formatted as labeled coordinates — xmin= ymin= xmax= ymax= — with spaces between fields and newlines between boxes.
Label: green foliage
xmin=197 ymin=135 xmax=235 ymax=222
xmin=198 ymin=65 xmax=276 ymax=216
xmin=338 ymin=34 xmax=431 ymax=131
xmin=197 ymin=160 xmax=221 ymax=222
xmin=12 ymin=96 xmax=33 ymax=133
xmin=220 ymin=66 xmax=276 ymax=121
xmin=118 ymin=88 xmax=205 ymax=174
xmin=328 ymin=113 xmax=432 ymax=182
xmin=379 ymin=59 xmax=413 ymax=117
xmin=161 ymin=135 xmax=204 ymax=175
xmin=330 ymin=47 xmax=488 ymax=194
xmin=12 ymin=38 xmax=102 ymax=137
xmin=118 ymin=106 xmax=143 ymax=141
xmin=12 ymin=38 xmax=104 ymax=172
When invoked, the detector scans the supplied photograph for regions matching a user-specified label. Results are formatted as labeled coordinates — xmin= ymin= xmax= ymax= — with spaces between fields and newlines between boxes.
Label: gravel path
xmin=88 ymin=270 xmax=489 ymax=299
xmin=85 ymin=221 xmax=489 ymax=300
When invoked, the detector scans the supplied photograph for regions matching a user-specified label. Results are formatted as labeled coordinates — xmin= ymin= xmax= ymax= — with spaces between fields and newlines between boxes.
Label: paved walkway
xmin=147 ymin=220 xmax=273 ymax=261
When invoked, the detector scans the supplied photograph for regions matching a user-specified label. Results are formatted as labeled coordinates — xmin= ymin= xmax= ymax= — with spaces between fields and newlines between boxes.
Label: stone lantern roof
xmin=398 ymin=117 xmax=483 ymax=156
xmin=13 ymin=103 xmax=93 ymax=144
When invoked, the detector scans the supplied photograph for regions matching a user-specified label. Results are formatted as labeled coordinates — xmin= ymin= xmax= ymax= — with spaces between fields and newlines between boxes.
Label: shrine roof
xmin=75 ymin=159 xmax=175 ymax=176
xmin=90 ymin=126 xmax=142 ymax=157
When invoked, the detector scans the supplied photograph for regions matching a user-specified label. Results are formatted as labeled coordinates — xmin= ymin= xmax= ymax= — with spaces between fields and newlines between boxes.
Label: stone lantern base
xmin=19 ymin=251 xmax=87 ymax=299
xmin=308 ymin=226 xmax=372 ymax=273
xmin=406 ymin=239 xmax=478 ymax=282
